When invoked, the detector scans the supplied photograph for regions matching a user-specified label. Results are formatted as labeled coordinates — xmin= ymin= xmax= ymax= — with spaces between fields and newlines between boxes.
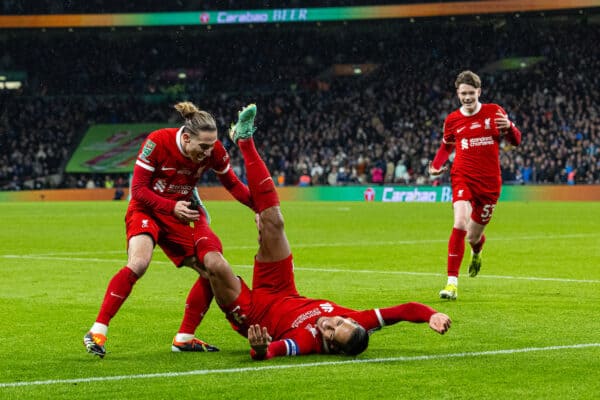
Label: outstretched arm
xmin=217 ymin=167 xmax=254 ymax=210
xmin=349 ymin=302 xmax=451 ymax=334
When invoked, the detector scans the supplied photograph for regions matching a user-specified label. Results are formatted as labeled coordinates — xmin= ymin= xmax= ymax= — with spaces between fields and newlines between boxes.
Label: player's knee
xmin=127 ymin=258 xmax=150 ymax=277
xmin=260 ymin=207 xmax=284 ymax=235
xmin=203 ymin=251 xmax=231 ymax=277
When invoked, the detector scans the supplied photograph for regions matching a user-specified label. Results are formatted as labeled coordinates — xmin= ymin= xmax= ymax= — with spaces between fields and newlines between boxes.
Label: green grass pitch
xmin=1 ymin=200 xmax=599 ymax=399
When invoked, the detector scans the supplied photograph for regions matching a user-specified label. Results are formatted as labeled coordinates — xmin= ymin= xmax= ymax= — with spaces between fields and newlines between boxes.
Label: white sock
xmin=175 ymin=333 xmax=194 ymax=342
xmin=90 ymin=322 xmax=108 ymax=336
xmin=447 ymin=276 xmax=458 ymax=286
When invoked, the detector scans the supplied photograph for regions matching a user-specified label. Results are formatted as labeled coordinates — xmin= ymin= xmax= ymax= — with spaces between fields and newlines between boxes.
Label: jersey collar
xmin=459 ymin=102 xmax=482 ymax=117
xmin=176 ymin=126 xmax=187 ymax=157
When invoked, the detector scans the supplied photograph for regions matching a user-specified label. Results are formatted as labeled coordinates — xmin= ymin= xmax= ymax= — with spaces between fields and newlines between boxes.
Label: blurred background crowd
xmin=1 ymin=6 xmax=598 ymax=190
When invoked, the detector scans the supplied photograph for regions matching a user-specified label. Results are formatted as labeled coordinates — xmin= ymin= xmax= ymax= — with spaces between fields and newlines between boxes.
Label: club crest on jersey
xmin=140 ymin=139 xmax=156 ymax=162
xmin=484 ymin=118 xmax=491 ymax=130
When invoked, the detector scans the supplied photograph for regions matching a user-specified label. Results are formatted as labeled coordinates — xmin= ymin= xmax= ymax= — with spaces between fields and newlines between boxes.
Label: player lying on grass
xmin=198 ymin=104 xmax=451 ymax=360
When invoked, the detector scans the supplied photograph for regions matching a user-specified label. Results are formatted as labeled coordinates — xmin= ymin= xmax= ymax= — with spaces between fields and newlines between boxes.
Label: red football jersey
xmin=258 ymin=296 xmax=381 ymax=356
xmin=129 ymin=127 xmax=230 ymax=213
xmin=443 ymin=103 xmax=505 ymax=188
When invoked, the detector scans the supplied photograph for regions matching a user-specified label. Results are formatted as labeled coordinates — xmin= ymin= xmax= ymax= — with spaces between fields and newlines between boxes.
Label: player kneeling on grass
xmin=197 ymin=104 xmax=451 ymax=359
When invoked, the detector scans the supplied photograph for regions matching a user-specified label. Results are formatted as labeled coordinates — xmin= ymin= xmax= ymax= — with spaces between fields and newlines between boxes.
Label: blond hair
xmin=455 ymin=70 xmax=481 ymax=89
xmin=174 ymin=101 xmax=217 ymax=136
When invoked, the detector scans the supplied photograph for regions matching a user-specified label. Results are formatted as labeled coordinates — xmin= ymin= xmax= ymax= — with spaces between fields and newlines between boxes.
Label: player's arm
xmin=429 ymin=122 xmax=454 ymax=176
xmin=131 ymin=164 xmax=176 ymax=215
xmin=494 ymin=109 xmax=522 ymax=147
xmin=349 ymin=302 xmax=451 ymax=334
xmin=131 ymin=164 xmax=199 ymax=221
xmin=247 ymin=324 xmax=318 ymax=360
xmin=216 ymin=166 xmax=253 ymax=210
xmin=211 ymin=142 xmax=254 ymax=209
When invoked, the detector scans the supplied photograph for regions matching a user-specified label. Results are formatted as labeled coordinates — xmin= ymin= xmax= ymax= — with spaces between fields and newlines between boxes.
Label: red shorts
xmin=451 ymin=177 xmax=500 ymax=225
xmin=220 ymin=254 xmax=296 ymax=336
xmin=125 ymin=208 xmax=223 ymax=267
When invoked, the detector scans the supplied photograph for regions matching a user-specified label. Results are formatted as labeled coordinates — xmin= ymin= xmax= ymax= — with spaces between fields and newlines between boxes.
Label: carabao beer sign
xmin=382 ymin=186 xmax=453 ymax=202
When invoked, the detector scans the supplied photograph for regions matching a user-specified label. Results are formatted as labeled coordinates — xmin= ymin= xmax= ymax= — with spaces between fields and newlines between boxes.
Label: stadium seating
xmin=1 ymin=13 xmax=598 ymax=189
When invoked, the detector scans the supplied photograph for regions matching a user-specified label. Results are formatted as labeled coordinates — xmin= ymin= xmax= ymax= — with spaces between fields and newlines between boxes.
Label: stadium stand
xmin=0 ymin=12 xmax=599 ymax=189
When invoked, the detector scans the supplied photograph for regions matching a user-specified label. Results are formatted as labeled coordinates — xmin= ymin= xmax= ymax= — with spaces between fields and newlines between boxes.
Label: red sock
xmin=447 ymin=228 xmax=467 ymax=277
xmin=95 ymin=266 xmax=139 ymax=325
xmin=238 ymin=138 xmax=279 ymax=212
xmin=177 ymin=277 xmax=213 ymax=334
xmin=471 ymin=234 xmax=486 ymax=253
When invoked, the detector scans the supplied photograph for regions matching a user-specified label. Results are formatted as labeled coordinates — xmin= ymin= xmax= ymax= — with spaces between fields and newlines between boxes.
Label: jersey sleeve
xmin=346 ymin=302 xmax=437 ymax=334
xmin=211 ymin=141 xmax=253 ymax=209
xmin=131 ymin=133 xmax=176 ymax=214
xmin=131 ymin=164 xmax=176 ymax=214
xmin=210 ymin=141 xmax=232 ymax=175
xmin=496 ymin=105 xmax=522 ymax=147
xmin=250 ymin=329 xmax=321 ymax=360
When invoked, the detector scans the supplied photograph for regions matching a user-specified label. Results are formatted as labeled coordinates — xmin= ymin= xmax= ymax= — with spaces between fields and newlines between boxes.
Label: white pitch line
xmin=5 ymin=232 xmax=600 ymax=257
xmin=1 ymin=343 xmax=598 ymax=388
xmin=2 ymin=255 xmax=600 ymax=284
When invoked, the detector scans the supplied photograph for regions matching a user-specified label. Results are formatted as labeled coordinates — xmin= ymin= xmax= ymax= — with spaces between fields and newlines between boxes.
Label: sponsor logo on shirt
xmin=469 ymin=136 xmax=495 ymax=147
xmin=154 ymin=179 xmax=166 ymax=192
xmin=457 ymin=126 xmax=466 ymax=133
xmin=461 ymin=138 xmax=469 ymax=150
xmin=291 ymin=308 xmax=322 ymax=328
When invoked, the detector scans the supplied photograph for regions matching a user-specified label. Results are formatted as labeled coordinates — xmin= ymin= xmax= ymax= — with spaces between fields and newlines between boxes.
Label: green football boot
xmin=468 ymin=251 xmax=482 ymax=277
xmin=229 ymin=103 xmax=257 ymax=143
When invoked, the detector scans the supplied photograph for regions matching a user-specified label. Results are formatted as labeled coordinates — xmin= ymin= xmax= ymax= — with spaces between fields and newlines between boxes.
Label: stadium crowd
xmin=1 ymin=15 xmax=599 ymax=190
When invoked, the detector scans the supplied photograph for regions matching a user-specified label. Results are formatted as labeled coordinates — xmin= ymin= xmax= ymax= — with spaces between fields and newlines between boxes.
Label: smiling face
xmin=456 ymin=83 xmax=481 ymax=114
xmin=182 ymin=129 xmax=218 ymax=163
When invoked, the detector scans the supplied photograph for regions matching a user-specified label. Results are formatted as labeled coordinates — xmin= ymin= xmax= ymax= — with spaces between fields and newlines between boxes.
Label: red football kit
xmin=126 ymin=126 xmax=252 ymax=265
xmin=221 ymin=254 xmax=438 ymax=359
xmin=432 ymin=103 xmax=521 ymax=224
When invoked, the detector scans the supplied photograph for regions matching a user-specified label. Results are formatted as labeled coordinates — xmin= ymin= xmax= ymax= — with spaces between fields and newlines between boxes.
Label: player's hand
xmin=248 ymin=324 xmax=272 ymax=357
xmin=494 ymin=110 xmax=512 ymax=134
xmin=173 ymin=200 xmax=200 ymax=222
xmin=429 ymin=312 xmax=451 ymax=334
xmin=428 ymin=161 xmax=448 ymax=176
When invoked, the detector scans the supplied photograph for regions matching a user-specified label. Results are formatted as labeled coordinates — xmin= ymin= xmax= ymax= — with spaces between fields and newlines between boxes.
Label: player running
xmin=429 ymin=70 xmax=522 ymax=300
xmin=84 ymin=101 xmax=255 ymax=357
xmin=200 ymin=104 xmax=451 ymax=359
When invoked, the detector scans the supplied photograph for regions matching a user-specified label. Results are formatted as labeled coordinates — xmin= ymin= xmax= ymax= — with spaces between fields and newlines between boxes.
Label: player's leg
xmin=467 ymin=197 xmax=496 ymax=277
xmin=439 ymin=199 xmax=470 ymax=300
xmin=229 ymin=104 xmax=289 ymax=262
xmin=84 ymin=233 xmax=153 ymax=357
xmin=467 ymin=221 xmax=485 ymax=277
xmin=166 ymin=220 xmax=221 ymax=352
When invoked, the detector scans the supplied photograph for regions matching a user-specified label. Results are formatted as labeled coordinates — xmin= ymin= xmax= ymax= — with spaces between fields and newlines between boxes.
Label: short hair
xmin=339 ymin=324 xmax=369 ymax=356
xmin=173 ymin=101 xmax=217 ymax=136
xmin=455 ymin=70 xmax=481 ymax=89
